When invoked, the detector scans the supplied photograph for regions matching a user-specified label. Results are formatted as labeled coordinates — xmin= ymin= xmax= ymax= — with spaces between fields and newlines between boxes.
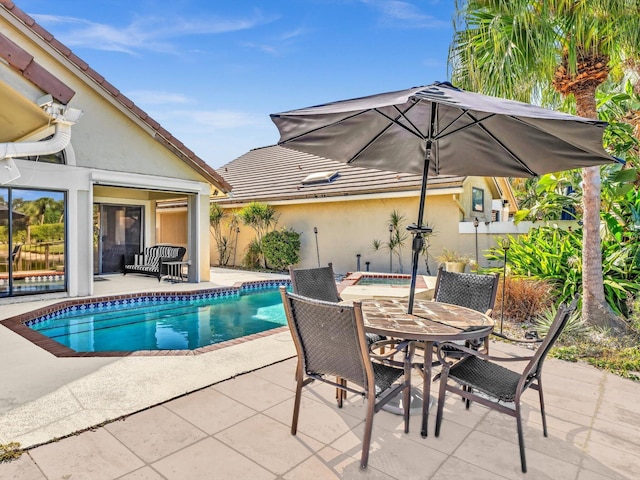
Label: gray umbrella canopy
xmin=271 ymin=82 xmax=621 ymax=312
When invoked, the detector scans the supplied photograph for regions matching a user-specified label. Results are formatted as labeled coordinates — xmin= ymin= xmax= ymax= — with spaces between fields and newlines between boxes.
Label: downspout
xmin=0 ymin=97 xmax=83 ymax=159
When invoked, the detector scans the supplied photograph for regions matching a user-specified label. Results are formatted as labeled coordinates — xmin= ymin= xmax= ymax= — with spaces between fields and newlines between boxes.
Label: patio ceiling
xmin=0 ymin=77 xmax=51 ymax=143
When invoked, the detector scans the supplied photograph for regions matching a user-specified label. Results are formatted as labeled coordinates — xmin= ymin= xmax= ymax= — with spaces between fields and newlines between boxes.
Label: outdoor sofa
xmin=122 ymin=245 xmax=186 ymax=281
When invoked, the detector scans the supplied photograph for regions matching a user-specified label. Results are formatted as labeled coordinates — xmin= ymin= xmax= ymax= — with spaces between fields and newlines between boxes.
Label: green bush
xmin=486 ymin=226 xmax=640 ymax=316
xmin=486 ymin=226 xmax=582 ymax=304
xmin=29 ymin=223 xmax=64 ymax=242
xmin=535 ymin=302 xmax=587 ymax=338
xmin=242 ymin=239 xmax=262 ymax=269
xmin=261 ymin=228 xmax=301 ymax=271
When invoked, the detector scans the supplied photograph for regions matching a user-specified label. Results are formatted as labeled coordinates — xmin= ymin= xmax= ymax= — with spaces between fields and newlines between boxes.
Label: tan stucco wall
xmin=459 ymin=177 xmax=495 ymax=223
xmin=213 ymin=192 xmax=483 ymax=276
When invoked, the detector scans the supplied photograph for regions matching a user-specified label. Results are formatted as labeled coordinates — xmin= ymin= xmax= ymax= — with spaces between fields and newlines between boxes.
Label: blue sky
xmin=17 ymin=0 xmax=455 ymax=169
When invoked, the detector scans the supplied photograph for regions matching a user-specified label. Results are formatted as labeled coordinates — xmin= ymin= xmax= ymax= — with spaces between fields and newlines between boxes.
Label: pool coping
xmin=0 ymin=279 xmax=291 ymax=358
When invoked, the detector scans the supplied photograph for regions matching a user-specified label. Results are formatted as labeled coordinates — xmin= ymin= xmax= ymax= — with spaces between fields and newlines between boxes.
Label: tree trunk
xmin=575 ymin=90 xmax=626 ymax=331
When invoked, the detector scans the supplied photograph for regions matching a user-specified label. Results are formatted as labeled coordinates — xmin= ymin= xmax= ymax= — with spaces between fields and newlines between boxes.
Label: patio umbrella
xmin=270 ymin=82 xmax=622 ymax=313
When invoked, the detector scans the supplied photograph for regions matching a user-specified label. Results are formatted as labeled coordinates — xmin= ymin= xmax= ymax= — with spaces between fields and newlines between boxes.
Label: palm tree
xmin=450 ymin=0 xmax=640 ymax=329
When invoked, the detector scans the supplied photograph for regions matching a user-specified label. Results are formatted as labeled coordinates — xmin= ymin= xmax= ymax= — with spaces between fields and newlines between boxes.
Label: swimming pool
xmin=2 ymin=281 xmax=291 ymax=356
xmin=29 ymin=288 xmax=287 ymax=353
xmin=355 ymin=276 xmax=412 ymax=286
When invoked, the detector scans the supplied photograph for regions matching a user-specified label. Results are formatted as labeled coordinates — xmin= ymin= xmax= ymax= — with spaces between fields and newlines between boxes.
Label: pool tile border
xmin=1 ymin=280 xmax=291 ymax=358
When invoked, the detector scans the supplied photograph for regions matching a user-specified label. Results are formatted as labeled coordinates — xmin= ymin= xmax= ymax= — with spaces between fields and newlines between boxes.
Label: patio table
xmin=360 ymin=297 xmax=494 ymax=437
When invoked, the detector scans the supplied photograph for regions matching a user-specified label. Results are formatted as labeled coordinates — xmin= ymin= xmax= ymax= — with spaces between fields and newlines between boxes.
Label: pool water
xmin=356 ymin=276 xmax=411 ymax=286
xmin=29 ymin=289 xmax=287 ymax=352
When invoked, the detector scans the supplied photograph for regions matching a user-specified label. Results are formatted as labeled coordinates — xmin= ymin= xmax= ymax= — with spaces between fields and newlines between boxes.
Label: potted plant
xmin=436 ymin=248 xmax=471 ymax=273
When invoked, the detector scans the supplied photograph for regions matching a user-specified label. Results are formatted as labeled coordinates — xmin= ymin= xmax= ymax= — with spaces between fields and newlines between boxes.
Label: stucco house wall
xmin=206 ymin=145 xmax=515 ymax=274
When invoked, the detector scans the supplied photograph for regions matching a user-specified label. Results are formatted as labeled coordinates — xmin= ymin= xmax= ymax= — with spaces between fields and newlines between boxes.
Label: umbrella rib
xmin=433 ymin=111 xmax=496 ymax=141
xmin=464 ymin=113 xmax=538 ymax=176
xmin=433 ymin=110 xmax=538 ymax=177
xmin=347 ymin=103 xmax=425 ymax=164
xmin=389 ymin=104 xmax=426 ymax=139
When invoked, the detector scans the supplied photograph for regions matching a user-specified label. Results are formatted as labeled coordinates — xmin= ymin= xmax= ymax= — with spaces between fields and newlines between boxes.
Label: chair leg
xmin=515 ymin=403 xmax=527 ymax=473
xmin=537 ymin=379 xmax=548 ymax=437
xmin=291 ymin=368 xmax=304 ymax=436
xmin=434 ymin=370 xmax=449 ymax=437
xmin=360 ymin=396 xmax=376 ymax=469
xmin=337 ymin=377 xmax=344 ymax=408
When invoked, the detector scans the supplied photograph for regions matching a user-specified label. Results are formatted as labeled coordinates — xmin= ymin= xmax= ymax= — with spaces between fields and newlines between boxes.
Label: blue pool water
xmin=29 ymin=288 xmax=287 ymax=352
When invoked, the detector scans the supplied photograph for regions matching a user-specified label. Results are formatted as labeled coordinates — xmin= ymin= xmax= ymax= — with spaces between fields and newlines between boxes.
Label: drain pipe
xmin=0 ymin=97 xmax=82 ymax=182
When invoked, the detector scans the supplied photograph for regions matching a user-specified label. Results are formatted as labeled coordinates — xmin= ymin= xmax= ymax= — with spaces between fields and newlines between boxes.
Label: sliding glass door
xmin=0 ymin=188 xmax=66 ymax=297
xmin=94 ymin=204 xmax=143 ymax=274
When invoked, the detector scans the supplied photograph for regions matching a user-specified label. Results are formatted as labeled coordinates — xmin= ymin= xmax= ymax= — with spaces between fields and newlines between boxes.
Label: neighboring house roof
xmin=215 ymin=145 xmax=466 ymax=205
xmin=0 ymin=1 xmax=231 ymax=192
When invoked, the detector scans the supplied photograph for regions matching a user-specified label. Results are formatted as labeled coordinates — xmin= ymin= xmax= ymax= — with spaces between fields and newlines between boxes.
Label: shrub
xmin=495 ymin=276 xmax=554 ymax=323
xmin=535 ymin=302 xmax=588 ymax=338
xmin=29 ymin=223 xmax=64 ymax=242
xmin=487 ymin=226 xmax=640 ymax=317
xmin=486 ymin=227 xmax=581 ymax=305
xmin=262 ymin=228 xmax=301 ymax=271
xmin=242 ymin=239 xmax=262 ymax=269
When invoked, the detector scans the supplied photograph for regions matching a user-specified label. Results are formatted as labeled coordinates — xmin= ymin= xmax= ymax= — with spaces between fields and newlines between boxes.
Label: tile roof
xmin=0 ymin=0 xmax=231 ymax=192
xmin=215 ymin=145 xmax=465 ymax=204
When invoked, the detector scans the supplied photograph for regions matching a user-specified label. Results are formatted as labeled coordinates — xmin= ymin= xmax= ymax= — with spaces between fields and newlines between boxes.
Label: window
xmin=472 ymin=187 xmax=484 ymax=212
xmin=0 ymin=188 xmax=66 ymax=297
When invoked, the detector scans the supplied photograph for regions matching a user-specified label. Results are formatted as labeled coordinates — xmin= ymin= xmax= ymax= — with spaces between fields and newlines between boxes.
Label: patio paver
xmin=0 ymin=269 xmax=638 ymax=478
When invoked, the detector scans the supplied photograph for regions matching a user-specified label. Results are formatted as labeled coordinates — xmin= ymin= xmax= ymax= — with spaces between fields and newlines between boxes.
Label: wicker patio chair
xmin=289 ymin=264 xmax=385 ymax=345
xmin=434 ymin=294 xmax=579 ymax=473
xmin=289 ymin=264 xmax=341 ymax=303
xmin=432 ymin=266 xmax=500 ymax=354
xmin=372 ymin=266 xmax=500 ymax=376
xmin=0 ymin=244 xmax=21 ymax=271
xmin=280 ymin=287 xmax=412 ymax=469
xmin=289 ymin=264 xmax=386 ymax=400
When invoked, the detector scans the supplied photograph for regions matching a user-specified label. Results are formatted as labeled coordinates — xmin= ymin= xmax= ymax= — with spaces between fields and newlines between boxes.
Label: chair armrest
xmin=369 ymin=339 xmax=412 ymax=361
xmin=436 ymin=342 xmax=533 ymax=366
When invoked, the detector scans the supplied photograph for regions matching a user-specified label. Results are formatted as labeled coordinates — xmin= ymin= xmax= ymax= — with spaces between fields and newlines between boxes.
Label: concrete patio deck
xmin=0 ymin=269 xmax=638 ymax=479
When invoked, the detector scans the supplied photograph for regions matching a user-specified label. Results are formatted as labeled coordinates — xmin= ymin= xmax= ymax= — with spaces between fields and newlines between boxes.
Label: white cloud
xmin=152 ymin=109 xmax=277 ymax=167
xmin=126 ymin=90 xmax=192 ymax=105
xmin=241 ymin=41 xmax=280 ymax=55
xmin=360 ymin=0 xmax=449 ymax=28
xmin=177 ymin=109 xmax=265 ymax=129
xmin=30 ymin=10 xmax=278 ymax=55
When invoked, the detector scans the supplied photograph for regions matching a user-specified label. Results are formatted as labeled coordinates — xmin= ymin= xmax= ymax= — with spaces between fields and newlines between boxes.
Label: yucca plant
xmin=535 ymin=302 xmax=588 ymax=338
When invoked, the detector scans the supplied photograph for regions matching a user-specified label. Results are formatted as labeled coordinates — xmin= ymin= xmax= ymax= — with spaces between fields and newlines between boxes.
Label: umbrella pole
xmin=407 ymin=142 xmax=432 ymax=315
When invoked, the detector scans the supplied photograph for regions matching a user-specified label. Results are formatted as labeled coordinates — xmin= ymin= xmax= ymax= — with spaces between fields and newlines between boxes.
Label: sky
xmin=16 ymin=0 xmax=456 ymax=170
